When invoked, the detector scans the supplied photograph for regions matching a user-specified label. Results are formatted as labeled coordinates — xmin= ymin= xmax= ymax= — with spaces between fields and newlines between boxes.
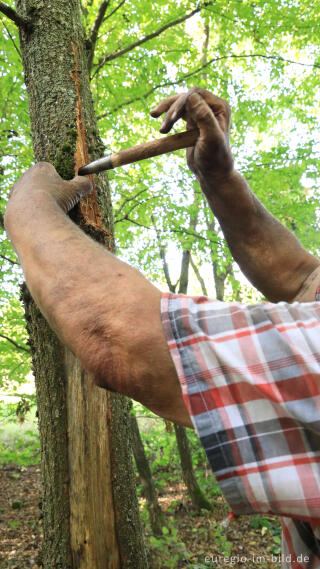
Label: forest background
xmin=0 ymin=0 xmax=319 ymax=567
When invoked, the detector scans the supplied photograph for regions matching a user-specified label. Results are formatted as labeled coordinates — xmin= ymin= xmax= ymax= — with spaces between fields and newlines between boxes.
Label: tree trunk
xmin=206 ymin=217 xmax=231 ymax=302
xmin=17 ymin=1 xmax=147 ymax=567
xmin=175 ymin=226 xmax=211 ymax=513
xmin=153 ymin=195 xmax=211 ymax=513
xmin=130 ymin=414 xmax=166 ymax=537
xmin=173 ymin=425 xmax=212 ymax=512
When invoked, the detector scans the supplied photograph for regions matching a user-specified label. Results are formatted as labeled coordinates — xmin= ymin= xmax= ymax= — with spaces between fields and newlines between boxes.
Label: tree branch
xmin=97 ymin=71 xmax=224 ymax=119
xmin=0 ymin=333 xmax=30 ymax=353
xmin=172 ymin=225 xmax=219 ymax=245
xmin=115 ymin=196 xmax=155 ymax=222
xmin=206 ymin=52 xmax=320 ymax=70
xmin=114 ymin=211 xmax=220 ymax=246
xmin=97 ymin=51 xmax=319 ymax=118
xmin=0 ymin=16 xmax=22 ymax=58
xmin=0 ymin=2 xmax=31 ymax=30
xmin=92 ymin=2 xmax=212 ymax=78
xmin=117 ymin=215 xmax=150 ymax=229
xmin=87 ymin=1 xmax=110 ymax=72
xmin=114 ymin=187 xmax=149 ymax=218
xmin=177 ymin=188 xmax=200 ymax=294
xmin=103 ymin=0 xmax=126 ymax=22
xmin=178 ymin=249 xmax=190 ymax=294
xmin=0 ymin=253 xmax=19 ymax=265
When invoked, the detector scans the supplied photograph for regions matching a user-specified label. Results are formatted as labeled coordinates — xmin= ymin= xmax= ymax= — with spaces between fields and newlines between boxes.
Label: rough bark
xmin=130 ymin=414 xmax=166 ymax=537
xmin=16 ymin=1 xmax=147 ymax=567
xmin=179 ymin=250 xmax=191 ymax=295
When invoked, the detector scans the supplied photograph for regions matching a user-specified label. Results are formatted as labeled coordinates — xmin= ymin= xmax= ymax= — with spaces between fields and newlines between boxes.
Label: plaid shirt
xmin=161 ymin=287 xmax=320 ymax=569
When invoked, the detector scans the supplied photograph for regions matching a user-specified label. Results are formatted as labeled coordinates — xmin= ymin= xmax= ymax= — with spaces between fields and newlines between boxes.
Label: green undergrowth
xmin=0 ymin=399 xmax=282 ymax=568
xmin=135 ymin=403 xmax=221 ymax=501
xmin=0 ymin=399 xmax=40 ymax=466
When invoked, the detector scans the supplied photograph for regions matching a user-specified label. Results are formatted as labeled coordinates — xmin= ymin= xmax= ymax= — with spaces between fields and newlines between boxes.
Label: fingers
xmin=159 ymin=93 xmax=190 ymax=134
xmin=151 ymin=92 xmax=192 ymax=134
xmin=158 ymin=87 xmax=211 ymax=133
xmin=151 ymin=87 xmax=231 ymax=137
xmin=7 ymin=163 xmax=93 ymax=217
xmin=55 ymin=175 xmax=93 ymax=213
xmin=150 ymin=94 xmax=180 ymax=118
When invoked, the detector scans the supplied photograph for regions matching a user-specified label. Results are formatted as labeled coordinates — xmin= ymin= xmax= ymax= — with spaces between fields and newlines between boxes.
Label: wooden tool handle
xmin=112 ymin=127 xmax=199 ymax=168
xmin=78 ymin=128 xmax=199 ymax=175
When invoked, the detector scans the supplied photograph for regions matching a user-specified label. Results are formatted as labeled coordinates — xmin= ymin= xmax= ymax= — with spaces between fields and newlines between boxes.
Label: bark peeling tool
xmin=78 ymin=128 xmax=199 ymax=175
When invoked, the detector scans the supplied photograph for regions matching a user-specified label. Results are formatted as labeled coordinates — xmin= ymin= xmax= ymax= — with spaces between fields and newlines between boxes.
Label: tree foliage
xmin=0 ymin=0 xmax=320 ymax=393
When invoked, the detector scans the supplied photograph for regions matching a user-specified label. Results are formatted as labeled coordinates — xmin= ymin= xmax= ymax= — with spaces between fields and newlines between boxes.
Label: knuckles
xmin=152 ymin=86 xmax=231 ymax=123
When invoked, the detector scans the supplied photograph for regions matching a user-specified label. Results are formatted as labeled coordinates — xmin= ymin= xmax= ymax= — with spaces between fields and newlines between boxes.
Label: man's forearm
xmin=5 ymin=182 xmax=193 ymax=427
xmin=151 ymin=87 xmax=319 ymax=302
xmin=5 ymin=191 xmax=122 ymax=349
xmin=201 ymin=171 xmax=320 ymax=302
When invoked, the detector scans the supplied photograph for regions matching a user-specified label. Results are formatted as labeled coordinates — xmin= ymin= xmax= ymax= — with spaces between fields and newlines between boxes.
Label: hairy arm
xmin=201 ymin=171 xmax=320 ymax=303
xmin=151 ymin=88 xmax=320 ymax=303
xmin=4 ymin=163 xmax=192 ymax=427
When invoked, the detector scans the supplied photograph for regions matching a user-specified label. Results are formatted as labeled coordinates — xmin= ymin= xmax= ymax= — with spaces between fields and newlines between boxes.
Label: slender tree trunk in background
xmin=206 ymin=216 xmax=232 ymax=301
xmin=153 ymin=200 xmax=211 ymax=512
xmin=175 ymin=226 xmax=211 ymax=513
xmin=173 ymin=425 xmax=212 ymax=512
xmin=130 ymin=414 xmax=166 ymax=537
xmin=190 ymin=255 xmax=208 ymax=296
xmin=200 ymin=20 xmax=237 ymax=525
xmin=201 ymin=21 xmax=233 ymax=303
xmin=16 ymin=1 xmax=147 ymax=567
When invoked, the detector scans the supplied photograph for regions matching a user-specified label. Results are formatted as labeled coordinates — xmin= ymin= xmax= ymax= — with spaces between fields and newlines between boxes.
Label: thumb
xmin=69 ymin=175 xmax=93 ymax=199
xmin=58 ymin=175 xmax=93 ymax=213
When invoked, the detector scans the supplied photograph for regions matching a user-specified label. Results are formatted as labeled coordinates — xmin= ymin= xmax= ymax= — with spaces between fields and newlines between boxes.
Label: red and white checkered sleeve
xmin=160 ymin=292 xmax=320 ymax=526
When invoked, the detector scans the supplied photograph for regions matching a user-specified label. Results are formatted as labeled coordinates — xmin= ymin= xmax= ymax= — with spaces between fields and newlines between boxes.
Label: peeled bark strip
xmin=17 ymin=1 xmax=147 ymax=567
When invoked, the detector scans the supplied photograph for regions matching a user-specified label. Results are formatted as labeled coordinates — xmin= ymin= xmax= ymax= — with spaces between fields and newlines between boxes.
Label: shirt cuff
xmin=291 ymin=264 xmax=320 ymax=303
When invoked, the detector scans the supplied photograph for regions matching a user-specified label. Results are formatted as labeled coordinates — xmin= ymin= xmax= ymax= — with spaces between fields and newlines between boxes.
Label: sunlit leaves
xmin=0 ymin=0 xmax=319 ymax=391
xmin=0 ymin=297 xmax=30 ymax=391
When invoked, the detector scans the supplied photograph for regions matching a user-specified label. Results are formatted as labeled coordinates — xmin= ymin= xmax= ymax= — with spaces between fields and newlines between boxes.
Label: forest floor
xmin=0 ymin=464 xmax=282 ymax=569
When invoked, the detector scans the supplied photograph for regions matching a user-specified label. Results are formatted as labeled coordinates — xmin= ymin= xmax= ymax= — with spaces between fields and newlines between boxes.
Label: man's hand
xmin=152 ymin=86 xmax=320 ymax=303
xmin=151 ymin=86 xmax=234 ymax=184
xmin=5 ymin=162 xmax=92 ymax=222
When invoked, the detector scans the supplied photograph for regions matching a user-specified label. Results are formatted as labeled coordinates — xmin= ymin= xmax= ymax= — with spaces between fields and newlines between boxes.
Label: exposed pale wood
xmin=66 ymin=351 xmax=120 ymax=568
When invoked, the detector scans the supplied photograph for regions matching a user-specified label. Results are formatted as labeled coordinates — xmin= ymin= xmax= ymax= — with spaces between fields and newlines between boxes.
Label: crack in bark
xmin=70 ymin=41 xmax=104 ymax=230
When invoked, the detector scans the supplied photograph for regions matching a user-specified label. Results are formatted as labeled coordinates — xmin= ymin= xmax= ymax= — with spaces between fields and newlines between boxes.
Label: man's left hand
xmin=5 ymin=162 xmax=92 ymax=225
